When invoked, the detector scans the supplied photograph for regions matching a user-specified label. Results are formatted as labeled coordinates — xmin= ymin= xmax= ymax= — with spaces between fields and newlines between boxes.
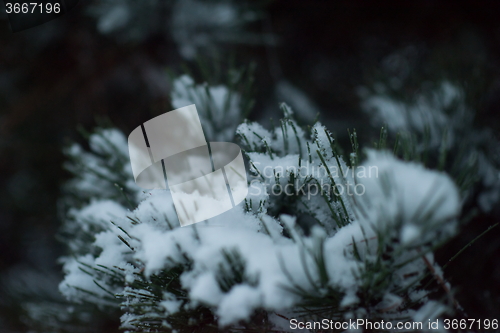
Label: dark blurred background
xmin=1 ymin=0 xmax=500 ymax=331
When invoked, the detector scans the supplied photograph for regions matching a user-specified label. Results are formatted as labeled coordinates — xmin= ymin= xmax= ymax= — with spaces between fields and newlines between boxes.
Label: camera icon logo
xmin=128 ymin=104 xmax=248 ymax=227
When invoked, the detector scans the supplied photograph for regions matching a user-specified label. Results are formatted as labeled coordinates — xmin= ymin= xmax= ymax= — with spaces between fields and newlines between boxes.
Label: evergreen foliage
xmin=45 ymin=70 xmax=497 ymax=332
